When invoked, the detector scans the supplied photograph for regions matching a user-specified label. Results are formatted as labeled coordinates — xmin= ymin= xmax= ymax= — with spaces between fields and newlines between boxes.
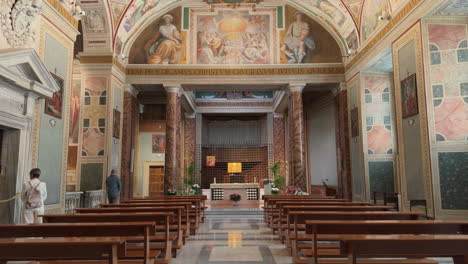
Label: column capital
xmin=125 ymin=84 xmax=139 ymax=97
xmin=273 ymin=113 xmax=284 ymax=118
xmin=288 ymin=83 xmax=307 ymax=93
xmin=164 ymin=84 xmax=183 ymax=94
xmin=331 ymin=83 xmax=345 ymax=96
xmin=184 ymin=112 xmax=196 ymax=119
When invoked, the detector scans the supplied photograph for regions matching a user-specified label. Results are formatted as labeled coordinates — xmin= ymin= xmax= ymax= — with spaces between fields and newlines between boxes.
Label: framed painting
xmin=206 ymin=156 xmax=216 ymax=167
xmin=351 ymin=107 xmax=359 ymax=138
xmin=152 ymin=135 xmax=165 ymax=153
xmin=45 ymin=72 xmax=64 ymax=119
xmin=112 ymin=109 xmax=121 ymax=139
xmin=400 ymin=74 xmax=418 ymax=118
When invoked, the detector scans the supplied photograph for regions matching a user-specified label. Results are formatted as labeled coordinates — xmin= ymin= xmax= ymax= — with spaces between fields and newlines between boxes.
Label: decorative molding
xmin=124 ymin=84 xmax=139 ymax=98
xmin=126 ymin=66 xmax=345 ymax=76
xmin=289 ymin=83 xmax=306 ymax=93
xmin=79 ymin=56 xmax=126 ymax=74
xmin=164 ymin=84 xmax=182 ymax=94
xmin=0 ymin=0 xmax=43 ymax=48
xmin=43 ymin=0 xmax=78 ymax=29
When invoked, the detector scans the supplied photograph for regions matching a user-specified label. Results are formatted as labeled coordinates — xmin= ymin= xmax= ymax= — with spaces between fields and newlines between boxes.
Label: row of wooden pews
xmin=263 ymin=195 xmax=468 ymax=264
xmin=0 ymin=195 xmax=207 ymax=264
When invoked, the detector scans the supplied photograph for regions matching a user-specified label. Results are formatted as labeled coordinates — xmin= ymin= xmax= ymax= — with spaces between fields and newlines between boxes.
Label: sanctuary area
xmin=0 ymin=0 xmax=467 ymax=263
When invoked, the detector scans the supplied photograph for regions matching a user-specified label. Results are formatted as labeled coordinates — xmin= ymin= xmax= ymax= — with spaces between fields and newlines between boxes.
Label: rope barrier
xmin=0 ymin=193 xmax=21 ymax=203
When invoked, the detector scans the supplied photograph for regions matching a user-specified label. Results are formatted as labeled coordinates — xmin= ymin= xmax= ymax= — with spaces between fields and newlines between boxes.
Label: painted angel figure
xmin=281 ymin=12 xmax=315 ymax=63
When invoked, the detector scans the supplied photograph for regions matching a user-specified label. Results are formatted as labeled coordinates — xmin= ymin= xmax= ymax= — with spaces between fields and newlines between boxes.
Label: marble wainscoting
xmin=171 ymin=217 xmax=291 ymax=264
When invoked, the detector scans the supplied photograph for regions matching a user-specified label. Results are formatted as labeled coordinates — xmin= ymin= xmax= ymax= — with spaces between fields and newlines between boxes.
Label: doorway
xmin=149 ymin=166 xmax=164 ymax=196
xmin=0 ymin=126 xmax=20 ymax=223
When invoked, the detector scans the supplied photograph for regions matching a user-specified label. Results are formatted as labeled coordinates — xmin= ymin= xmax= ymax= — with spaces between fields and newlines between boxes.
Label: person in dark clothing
xmin=106 ymin=169 xmax=121 ymax=204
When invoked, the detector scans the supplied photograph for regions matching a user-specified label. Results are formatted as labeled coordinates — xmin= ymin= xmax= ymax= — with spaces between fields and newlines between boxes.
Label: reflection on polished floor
xmin=171 ymin=215 xmax=291 ymax=264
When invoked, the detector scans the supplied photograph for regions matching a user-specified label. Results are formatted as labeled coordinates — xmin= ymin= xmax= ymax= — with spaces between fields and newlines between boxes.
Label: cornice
xmin=126 ymin=65 xmax=345 ymax=76
xmin=79 ymin=56 xmax=126 ymax=74
xmin=43 ymin=0 xmax=78 ymax=29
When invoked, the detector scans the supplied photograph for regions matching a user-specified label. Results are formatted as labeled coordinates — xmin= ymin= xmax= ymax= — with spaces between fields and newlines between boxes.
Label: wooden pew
xmin=0 ymin=222 xmax=156 ymax=264
xmin=100 ymin=202 xmax=193 ymax=239
xmin=0 ymin=237 xmax=124 ymax=264
xmin=128 ymin=196 xmax=207 ymax=222
xmin=123 ymin=199 xmax=202 ymax=227
xmin=42 ymin=212 xmax=174 ymax=264
xmin=118 ymin=201 xmax=200 ymax=234
xmin=76 ymin=206 xmax=186 ymax=251
xmin=275 ymin=206 xmax=394 ymax=238
xmin=341 ymin=234 xmax=468 ymax=264
xmin=285 ymin=211 xmax=423 ymax=261
xmin=263 ymin=197 xmax=349 ymax=224
xmin=304 ymin=220 xmax=468 ymax=264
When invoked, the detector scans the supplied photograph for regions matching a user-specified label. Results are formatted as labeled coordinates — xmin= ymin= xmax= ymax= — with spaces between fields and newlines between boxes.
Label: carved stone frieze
xmin=0 ymin=0 xmax=43 ymax=48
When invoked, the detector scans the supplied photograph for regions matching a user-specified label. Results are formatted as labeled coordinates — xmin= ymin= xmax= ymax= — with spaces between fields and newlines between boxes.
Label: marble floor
xmin=171 ymin=215 xmax=291 ymax=264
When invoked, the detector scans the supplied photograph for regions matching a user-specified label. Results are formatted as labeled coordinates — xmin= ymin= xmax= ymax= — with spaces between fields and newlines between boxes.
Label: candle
xmin=214 ymin=177 xmax=216 ymax=183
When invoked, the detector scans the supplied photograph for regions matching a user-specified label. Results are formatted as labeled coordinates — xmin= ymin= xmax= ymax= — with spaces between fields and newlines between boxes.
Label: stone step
xmin=206 ymin=209 xmax=263 ymax=216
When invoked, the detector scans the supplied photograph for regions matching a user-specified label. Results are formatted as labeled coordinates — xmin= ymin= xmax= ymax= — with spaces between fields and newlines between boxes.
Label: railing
xmin=65 ymin=190 xmax=104 ymax=213
xmin=64 ymin=192 xmax=83 ymax=213
xmin=84 ymin=190 xmax=104 ymax=208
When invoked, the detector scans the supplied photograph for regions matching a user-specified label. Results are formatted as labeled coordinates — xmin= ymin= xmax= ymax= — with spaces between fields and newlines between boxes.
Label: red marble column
xmin=334 ymin=88 xmax=352 ymax=199
xmin=184 ymin=116 xmax=196 ymax=168
xmin=164 ymin=86 xmax=181 ymax=191
xmin=273 ymin=115 xmax=287 ymax=177
xmin=120 ymin=90 xmax=138 ymax=200
xmin=289 ymin=84 xmax=308 ymax=192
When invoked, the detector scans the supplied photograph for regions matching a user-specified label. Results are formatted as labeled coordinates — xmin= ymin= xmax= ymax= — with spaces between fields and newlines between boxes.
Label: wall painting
xmin=45 ymin=73 xmax=64 ymax=119
xmin=400 ymin=73 xmax=418 ymax=119
xmin=351 ymin=107 xmax=359 ymax=138
xmin=361 ymin=0 xmax=390 ymax=42
xmin=113 ymin=109 xmax=121 ymax=139
xmin=152 ymin=134 xmax=166 ymax=153
xmin=69 ymin=79 xmax=81 ymax=144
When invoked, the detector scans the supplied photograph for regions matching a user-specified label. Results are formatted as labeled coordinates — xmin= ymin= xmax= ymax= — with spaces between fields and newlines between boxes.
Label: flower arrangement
xmin=284 ymin=186 xmax=308 ymax=195
xmin=166 ymin=189 xmax=177 ymax=195
xmin=229 ymin=193 xmax=241 ymax=202
xmin=271 ymin=187 xmax=280 ymax=195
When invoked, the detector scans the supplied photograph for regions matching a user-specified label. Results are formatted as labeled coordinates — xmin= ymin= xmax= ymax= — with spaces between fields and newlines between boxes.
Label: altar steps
xmin=206 ymin=208 xmax=263 ymax=217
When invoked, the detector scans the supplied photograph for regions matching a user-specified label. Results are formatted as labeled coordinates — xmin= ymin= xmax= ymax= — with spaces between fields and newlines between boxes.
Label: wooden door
xmin=149 ymin=166 xmax=164 ymax=196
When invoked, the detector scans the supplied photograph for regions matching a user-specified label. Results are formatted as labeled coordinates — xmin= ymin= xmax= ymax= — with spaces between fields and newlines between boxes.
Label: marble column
xmin=164 ymin=85 xmax=181 ymax=191
xmin=120 ymin=85 xmax=138 ymax=200
xmin=184 ymin=113 xmax=196 ymax=168
xmin=273 ymin=113 xmax=287 ymax=177
xmin=289 ymin=83 xmax=308 ymax=192
xmin=334 ymin=84 xmax=352 ymax=199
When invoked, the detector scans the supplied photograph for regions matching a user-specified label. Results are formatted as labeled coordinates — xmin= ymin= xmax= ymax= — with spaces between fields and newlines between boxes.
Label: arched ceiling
xmin=77 ymin=0 xmax=410 ymax=57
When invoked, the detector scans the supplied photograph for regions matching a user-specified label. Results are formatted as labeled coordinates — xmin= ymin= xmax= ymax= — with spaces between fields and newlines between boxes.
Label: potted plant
xmin=166 ymin=189 xmax=177 ymax=196
xmin=271 ymin=187 xmax=280 ymax=195
xmin=229 ymin=193 xmax=241 ymax=206
xmin=267 ymin=162 xmax=285 ymax=194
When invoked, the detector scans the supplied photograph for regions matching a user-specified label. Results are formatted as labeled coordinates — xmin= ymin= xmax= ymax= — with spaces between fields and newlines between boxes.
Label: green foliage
xmin=183 ymin=162 xmax=195 ymax=187
xmin=267 ymin=162 xmax=285 ymax=192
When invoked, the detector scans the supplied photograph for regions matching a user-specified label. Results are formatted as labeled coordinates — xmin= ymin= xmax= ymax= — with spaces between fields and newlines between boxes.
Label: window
xmin=84 ymin=91 xmax=91 ymax=105
xmin=365 ymin=89 xmax=372 ymax=103
xmin=366 ymin=116 xmax=373 ymax=131
xmin=98 ymin=118 xmax=106 ymax=133
xmin=432 ymin=84 xmax=444 ymax=107
xmin=99 ymin=91 xmax=107 ymax=105
xmin=382 ymin=87 xmax=390 ymax=102
xmin=457 ymin=40 xmax=468 ymax=63
xmin=461 ymin=83 xmax=468 ymax=104
xmin=429 ymin=44 xmax=441 ymax=65
xmin=83 ymin=118 xmax=90 ymax=133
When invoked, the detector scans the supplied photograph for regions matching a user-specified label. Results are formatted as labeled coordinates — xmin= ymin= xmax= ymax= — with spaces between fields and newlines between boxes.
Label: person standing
xmin=21 ymin=168 xmax=47 ymax=224
xmin=106 ymin=169 xmax=121 ymax=204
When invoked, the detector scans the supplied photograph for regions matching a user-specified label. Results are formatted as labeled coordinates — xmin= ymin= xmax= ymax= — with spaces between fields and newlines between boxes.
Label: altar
xmin=210 ymin=183 xmax=261 ymax=205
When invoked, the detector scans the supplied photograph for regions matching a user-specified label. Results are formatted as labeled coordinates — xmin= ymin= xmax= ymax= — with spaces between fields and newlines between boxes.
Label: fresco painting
xmin=281 ymin=5 xmax=341 ymax=63
xmin=195 ymin=10 xmax=272 ymax=64
xmin=86 ymin=11 xmax=106 ymax=33
xmin=346 ymin=30 xmax=358 ymax=50
xmin=82 ymin=128 xmax=105 ymax=157
xmin=311 ymin=0 xmax=348 ymax=28
xmin=152 ymin=134 xmax=166 ymax=153
xmin=129 ymin=8 xmax=184 ymax=64
xmin=361 ymin=0 xmax=390 ymax=42
xmin=69 ymin=79 xmax=81 ymax=144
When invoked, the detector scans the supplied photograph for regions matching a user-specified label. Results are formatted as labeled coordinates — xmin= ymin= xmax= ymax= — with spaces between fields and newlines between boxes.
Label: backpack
xmin=25 ymin=181 xmax=43 ymax=209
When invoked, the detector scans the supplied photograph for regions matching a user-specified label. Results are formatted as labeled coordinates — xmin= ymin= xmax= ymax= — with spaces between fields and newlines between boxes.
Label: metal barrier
xmin=65 ymin=190 xmax=104 ymax=213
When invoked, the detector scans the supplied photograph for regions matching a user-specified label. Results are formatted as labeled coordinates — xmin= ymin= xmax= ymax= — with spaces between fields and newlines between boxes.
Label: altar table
xmin=210 ymin=183 xmax=260 ymax=205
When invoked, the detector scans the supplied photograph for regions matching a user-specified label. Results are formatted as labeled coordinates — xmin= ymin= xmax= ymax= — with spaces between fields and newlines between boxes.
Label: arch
xmin=115 ymin=0 xmax=356 ymax=56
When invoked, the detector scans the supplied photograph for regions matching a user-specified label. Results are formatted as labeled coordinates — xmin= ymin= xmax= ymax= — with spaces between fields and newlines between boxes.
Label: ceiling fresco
xmin=76 ymin=0 xmax=417 ymax=58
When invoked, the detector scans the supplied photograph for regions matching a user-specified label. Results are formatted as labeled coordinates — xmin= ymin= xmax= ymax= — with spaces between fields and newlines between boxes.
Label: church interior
xmin=0 ymin=0 xmax=467 ymax=263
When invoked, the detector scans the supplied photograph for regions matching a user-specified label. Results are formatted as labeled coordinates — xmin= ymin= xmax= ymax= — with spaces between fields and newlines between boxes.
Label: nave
xmin=2 ymin=194 xmax=468 ymax=264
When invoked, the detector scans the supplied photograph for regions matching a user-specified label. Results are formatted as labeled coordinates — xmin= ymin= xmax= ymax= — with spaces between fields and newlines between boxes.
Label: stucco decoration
xmin=0 ymin=0 xmax=42 ymax=48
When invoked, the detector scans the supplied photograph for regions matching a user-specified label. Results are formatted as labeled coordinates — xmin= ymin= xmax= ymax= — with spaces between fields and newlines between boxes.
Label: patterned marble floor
xmin=171 ymin=216 xmax=292 ymax=264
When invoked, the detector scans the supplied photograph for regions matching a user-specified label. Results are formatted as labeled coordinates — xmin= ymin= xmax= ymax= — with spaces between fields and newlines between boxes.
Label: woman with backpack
xmin=21 ymin=168 xmax=47 ymax=223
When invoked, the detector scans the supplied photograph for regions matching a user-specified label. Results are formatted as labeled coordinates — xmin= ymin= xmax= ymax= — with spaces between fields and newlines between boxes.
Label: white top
xmin=210 ymin=183 xmax=260 ymax=189
xmin=21 ymin=178 xmax=47 ymax=212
